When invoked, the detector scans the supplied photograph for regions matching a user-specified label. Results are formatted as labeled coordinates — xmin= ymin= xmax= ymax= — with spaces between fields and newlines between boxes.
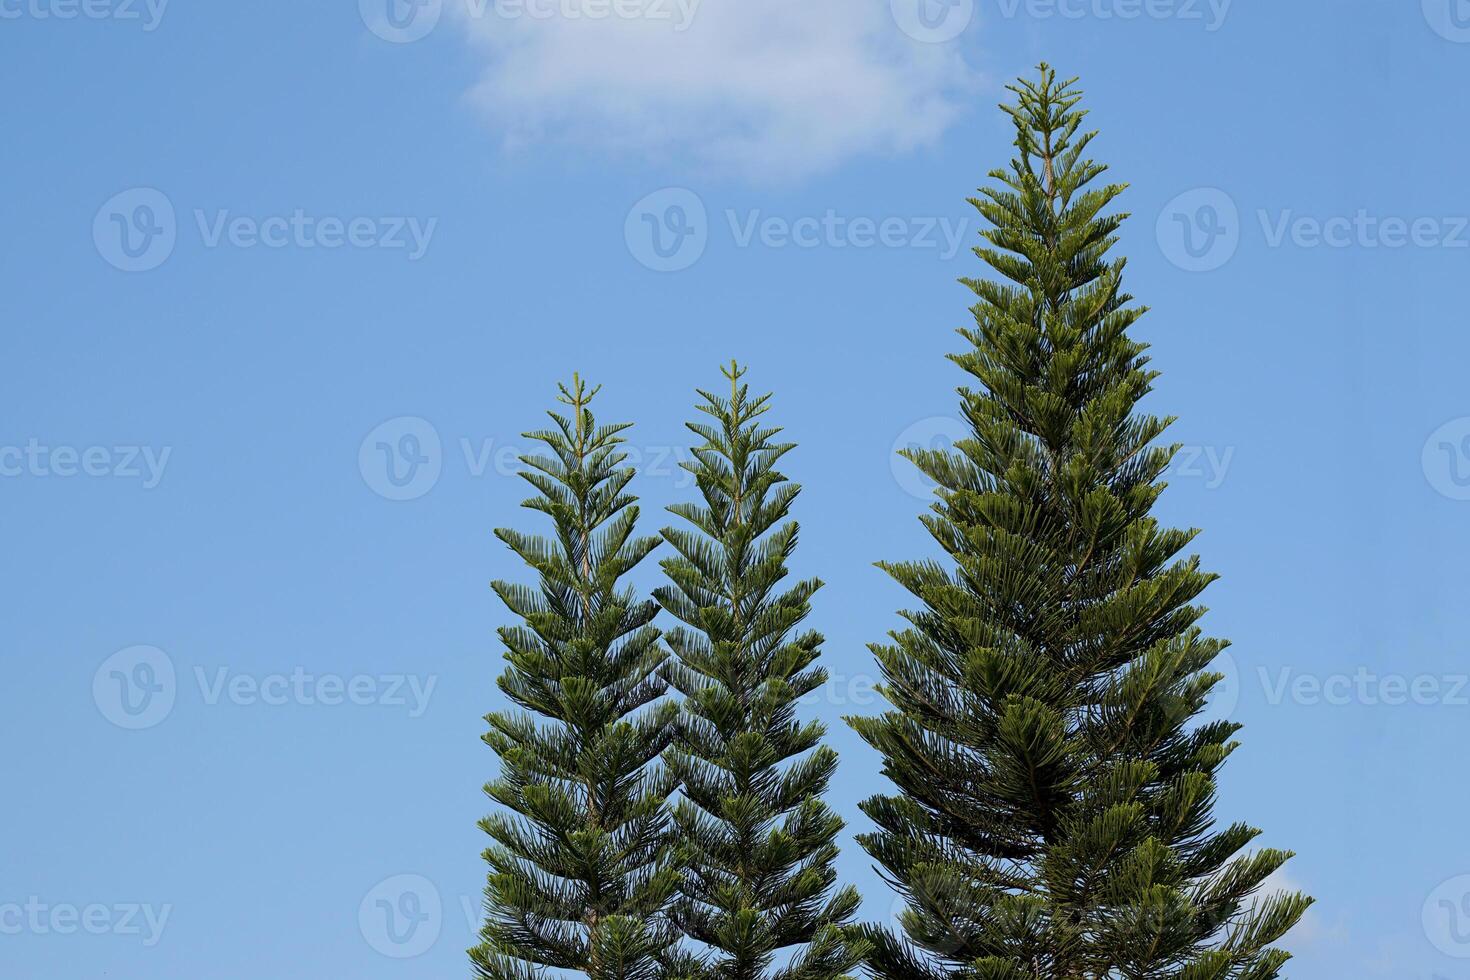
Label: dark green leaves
xmin=656 ymin=363 xmax=865 ymax=980
xmin=474 ymin=376 xmax=678 ymax=980
xmin=848 ymin=64 xmax=1310 ymax=980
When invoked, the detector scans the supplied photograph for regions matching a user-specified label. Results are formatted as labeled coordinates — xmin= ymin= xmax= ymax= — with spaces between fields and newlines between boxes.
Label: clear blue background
xmin=3 ymin=1 xmax=1468 ymax=977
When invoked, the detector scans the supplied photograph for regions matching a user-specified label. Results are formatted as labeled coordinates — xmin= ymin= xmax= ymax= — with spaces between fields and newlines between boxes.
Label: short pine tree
xmin=473 ymin=376 xmax=680 ymax=980
xmin=655 ymin=363 xmax=865 ymax=980
xmin=848 ymin=66 xmax=1312 ymax=980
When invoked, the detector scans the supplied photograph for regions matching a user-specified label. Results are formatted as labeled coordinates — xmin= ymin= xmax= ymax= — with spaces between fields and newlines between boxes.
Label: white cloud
xmin=448 ymin=0 xmax=980 ymax=180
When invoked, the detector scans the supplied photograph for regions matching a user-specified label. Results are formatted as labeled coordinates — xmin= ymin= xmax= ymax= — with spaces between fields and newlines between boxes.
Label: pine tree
xmin=655 ymin=363 xmax=865 ymax=980
xmin=473 ymin=375 xmax=680 ymax=980
xmin=847 ymin=66 xmax=1312 ymax=980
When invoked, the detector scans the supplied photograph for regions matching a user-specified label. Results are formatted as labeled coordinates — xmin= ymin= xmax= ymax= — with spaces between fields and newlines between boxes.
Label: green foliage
xmin=656 ymin=363 xmax=866 ymax=980
xmin=846 ymin=66 xmax=1311 ymax=980
xmin=473 ymin=375 xmax=680 ymax=980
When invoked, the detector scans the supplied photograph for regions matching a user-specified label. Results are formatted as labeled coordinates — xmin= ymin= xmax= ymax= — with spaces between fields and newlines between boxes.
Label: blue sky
xmin=3 ymin=1 xmax=1469 ymax=977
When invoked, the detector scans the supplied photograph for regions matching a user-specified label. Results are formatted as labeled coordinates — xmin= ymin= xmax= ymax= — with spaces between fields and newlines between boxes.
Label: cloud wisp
xmin=448 ymin=0 xmax=980 ymax=180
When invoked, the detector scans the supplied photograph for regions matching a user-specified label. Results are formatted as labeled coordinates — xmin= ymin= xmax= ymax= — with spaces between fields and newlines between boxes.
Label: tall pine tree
xmin=473 ymin=376 xmax=680 ymax=980
xmin=848 ymin=66 xmax=1311 ymax=980
xmin=655 ymin=363 xmax=865 ymax=980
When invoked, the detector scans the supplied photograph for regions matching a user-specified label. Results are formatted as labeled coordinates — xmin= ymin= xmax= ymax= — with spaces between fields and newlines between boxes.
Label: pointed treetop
xmin=556 ymin=371 xmax=602 ymax=411
xmin=722 ymin=358 xmax=747 ymax=404
xmin=551 ymin=372 xmax=606 ymax=456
